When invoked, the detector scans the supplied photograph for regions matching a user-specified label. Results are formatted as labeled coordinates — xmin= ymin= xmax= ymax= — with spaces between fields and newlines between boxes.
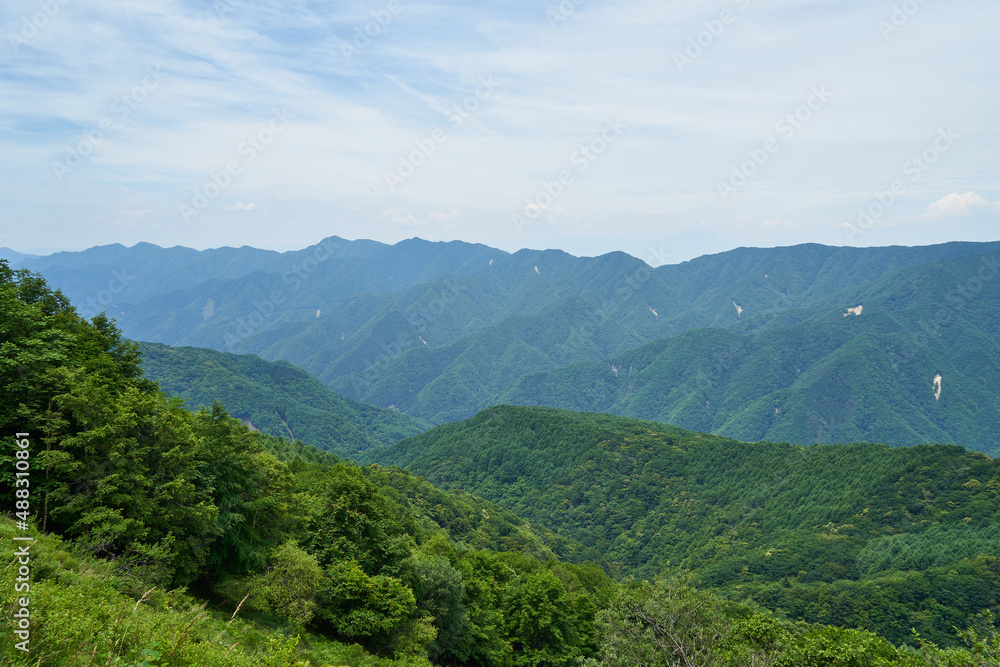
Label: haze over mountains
xmin=10 ymin=237 xmax=1000 ymax=456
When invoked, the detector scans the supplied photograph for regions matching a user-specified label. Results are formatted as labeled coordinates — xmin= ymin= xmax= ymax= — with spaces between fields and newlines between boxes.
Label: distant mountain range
xmin=10 ymin=236 xmax=1000 ymax=455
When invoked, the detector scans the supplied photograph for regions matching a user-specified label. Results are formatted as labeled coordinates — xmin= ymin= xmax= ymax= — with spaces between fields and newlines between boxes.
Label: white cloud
xmin=919 ymin=192 xmax=994 ymax=221
xmin=113 ymin=208 xmax=157 ymax=228
xmin=226 ymin=202 xmax=256 ymax=211
xmin=428 ymin=209 xmax=460 ymax=222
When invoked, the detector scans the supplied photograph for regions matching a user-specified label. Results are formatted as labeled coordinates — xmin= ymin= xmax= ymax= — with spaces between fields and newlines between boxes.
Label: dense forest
xmin=0 ymin=260 xmax=608 ymax=665
xmin=3 ymin=259 xmax=1000 ymax=665
xmin=139 ymin=342 xmax=428 ymax=458
xmin=368 ymin=405 xmax=1000 ymax=648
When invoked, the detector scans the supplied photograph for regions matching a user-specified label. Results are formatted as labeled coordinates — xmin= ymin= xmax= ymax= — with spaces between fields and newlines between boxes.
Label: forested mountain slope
xmin=0 ymin=259 xmax=613 ymax=665
xmin=501 ymin=249 xmax=1000 ymax=455
xmin=11 ymin=238 xmax=1000 ymax=450
xmin=368 ymin=405 xmax=1000 ymax=645
xmin=140 ymin=341 xmax=428 ymax=457
xmin=653 ymin=241 xmax=1000 ymax=325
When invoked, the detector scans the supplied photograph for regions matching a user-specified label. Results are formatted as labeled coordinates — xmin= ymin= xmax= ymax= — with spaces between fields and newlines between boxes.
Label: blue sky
xmin=1 ymin=0 xmax=998 ymax=263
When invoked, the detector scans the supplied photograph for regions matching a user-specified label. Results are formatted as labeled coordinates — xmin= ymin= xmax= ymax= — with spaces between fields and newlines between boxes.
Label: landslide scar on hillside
xmin=844 ymin=305 xmax=862 ymax=317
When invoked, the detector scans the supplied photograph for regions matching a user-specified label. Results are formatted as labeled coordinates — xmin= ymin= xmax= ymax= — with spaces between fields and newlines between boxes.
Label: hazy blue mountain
xmin=23 ymin=237 xmax=1000 ymax=452
xmin=0 ymin=248 xmax=38 ymax=265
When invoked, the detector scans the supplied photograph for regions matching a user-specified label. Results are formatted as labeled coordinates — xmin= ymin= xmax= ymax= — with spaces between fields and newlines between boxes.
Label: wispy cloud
xmin=2 ymin=0 xmax=998 ymax=256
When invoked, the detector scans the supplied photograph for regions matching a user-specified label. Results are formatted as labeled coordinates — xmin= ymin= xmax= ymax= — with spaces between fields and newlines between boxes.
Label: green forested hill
xmin=499 ymin=248 xmax=1000 ymax=456
xmin=500 ymin=309 xmax=1000 ymax=456
xmin=0 ymin=259 xmax=613 ymax=666
xmin=139 ymin=341 xmax=428 ymax=457
xmin=368 ymin=405 xmax=1000 ymax=645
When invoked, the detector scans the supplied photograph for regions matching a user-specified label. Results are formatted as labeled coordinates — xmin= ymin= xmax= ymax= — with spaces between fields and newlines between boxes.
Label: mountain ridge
xmin=11 ymin=237 xmax=1000 ymax=453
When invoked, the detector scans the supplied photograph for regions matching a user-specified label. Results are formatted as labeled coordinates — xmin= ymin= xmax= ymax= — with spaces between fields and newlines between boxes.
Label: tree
xmin=595 ymin=576 xmax=734 ymax=667
xmin=504 ymin=569 xmax=588 ymax=667
xmin=299 ymin=464 xmax=410 ymax=576
xmin=315 ymin=558 xmax=423 ymax=655
xmin=51 ymin=380 xmax=218 ymax=585
xmin=407 ymin=550 xmax=469 ymax=662
xmin=192 ymin=403 xmax=294 ymax=579
xmin=242 ymin=540 xmax=324 ymax=628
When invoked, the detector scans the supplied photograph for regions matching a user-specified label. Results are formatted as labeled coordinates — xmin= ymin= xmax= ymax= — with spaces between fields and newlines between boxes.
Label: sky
xmin=1 ymin=0 xmax=998 ymax=265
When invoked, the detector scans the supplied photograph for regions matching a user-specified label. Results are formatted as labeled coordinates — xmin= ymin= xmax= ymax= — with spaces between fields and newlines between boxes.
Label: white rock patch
xmin=844 ymin=305 xmax=863 ymax=317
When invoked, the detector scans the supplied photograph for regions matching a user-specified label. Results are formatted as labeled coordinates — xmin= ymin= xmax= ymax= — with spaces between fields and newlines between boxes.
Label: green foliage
xmin=315 ymin=559 xmax=418 ymax=643
xmin=735 ymin=554 xmax=1000 ymax=647
xmin=0 ymin=521 xmax=301 ymax=666
xmin=257 ymin=432 xmax=341 ymax=466
xmin=371 ymin=405 xmax=1000 ymax=646
xmin=591 ymin=575 xmax=1000 ymax=667
xmin=140 ymin=341 xmax=428 ymax=457
xmin=362 ymin=463 xmax=603 ymax=564
xmin=0 ymin=261 xmax=304 ymax=588
xmin=54 ymin=382 xmax=218 ymax=586
xmin=954 ymin=610 xmax=1000 ymax=665
xmin=596 ymin=576 xmax=782 ymax=667
xmin=296 ymin=463 xmax=410 ymax=575
xmin=405 ymin=549 xmax=468 ymax=661
xmin=780 ymin=625 xmax=899 ymax=667
xmin=240 ymin=540 xmax=325 ymax=628
xmin=503 ymin=568 xmax=595 ymax=667
xmin=192 ymin=403 xmax=297 ymax=578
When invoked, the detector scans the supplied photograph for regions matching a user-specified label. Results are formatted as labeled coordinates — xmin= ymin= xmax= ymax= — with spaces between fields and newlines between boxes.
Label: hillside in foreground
xmin=367 ymin=404 xmax=1000 ymax=646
